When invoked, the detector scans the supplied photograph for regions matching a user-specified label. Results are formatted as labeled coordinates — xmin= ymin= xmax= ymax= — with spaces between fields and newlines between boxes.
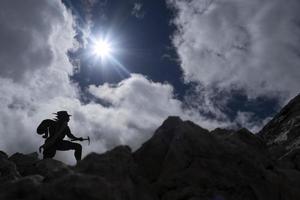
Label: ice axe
xmin=72 ymin=136 xmax=90 ymax=145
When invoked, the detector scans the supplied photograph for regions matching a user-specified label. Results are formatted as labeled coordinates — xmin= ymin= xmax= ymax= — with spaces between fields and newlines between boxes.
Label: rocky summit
xmin=1 ymin=94 xmax=300 ymax=200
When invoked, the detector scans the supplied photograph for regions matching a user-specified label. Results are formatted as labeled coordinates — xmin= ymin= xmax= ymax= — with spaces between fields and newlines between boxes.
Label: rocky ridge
xmin=0 ymin=94 xmax=300 ymax=200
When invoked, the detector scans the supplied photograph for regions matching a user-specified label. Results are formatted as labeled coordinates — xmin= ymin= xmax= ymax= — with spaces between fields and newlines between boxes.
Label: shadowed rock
xmin=259 ymin=94 xmax=300 ymax=153
xmin=75 ymin=145 xmax=157 ymax=200
xmin=9 ymin=152 xmax=39 ymax=176
xmin=134 ymin=117 xmax=286 ymax=200
xmin=1 ymin=94 xmax=300 ymax=199
xmin=43 ymin=174 xmax=114 ymax=200
xmin=35 ymin=159 xmax=73 ymax=181
xmin=0 ymin=153 xmax=20 ymax=183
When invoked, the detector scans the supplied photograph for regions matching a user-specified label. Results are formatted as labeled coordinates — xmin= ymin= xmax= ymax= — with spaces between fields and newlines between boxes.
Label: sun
xmin=92 ymin=39 xmax=112 ymax=59
xmin=88 ymin=35 xmax=130 ymax=75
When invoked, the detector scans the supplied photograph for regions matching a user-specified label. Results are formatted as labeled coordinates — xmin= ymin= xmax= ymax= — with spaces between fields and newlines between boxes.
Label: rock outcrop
xmin=0 ymin=94 xmax=300 ymax=199
xmin=134 ymin=117 xmax=296 ymax=200
xmin=259 ymin=94 xmax=300 ymax=151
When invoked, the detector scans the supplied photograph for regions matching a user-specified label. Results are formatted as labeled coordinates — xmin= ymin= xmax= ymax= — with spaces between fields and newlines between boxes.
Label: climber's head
xmin=54 ymin=111 xmax=71 ymax=122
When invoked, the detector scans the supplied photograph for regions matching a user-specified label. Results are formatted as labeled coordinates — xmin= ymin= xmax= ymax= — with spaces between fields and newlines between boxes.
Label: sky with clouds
xmin=169 ymin=0 xmax=300 ymax=99
xmin=0 ymin=0 xmax=299 ymax=164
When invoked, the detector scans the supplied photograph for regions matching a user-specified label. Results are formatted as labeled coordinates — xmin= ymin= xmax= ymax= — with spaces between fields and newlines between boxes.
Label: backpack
xmin=37 ymin=119 xmax=55 ymax=138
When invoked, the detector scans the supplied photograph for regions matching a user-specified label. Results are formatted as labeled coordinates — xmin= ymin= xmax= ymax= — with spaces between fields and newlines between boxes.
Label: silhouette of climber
xmin=37 ymin=111 xmax=83 ymax=161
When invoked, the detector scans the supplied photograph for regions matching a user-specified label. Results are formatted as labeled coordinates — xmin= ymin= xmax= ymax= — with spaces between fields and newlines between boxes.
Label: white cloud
xmin=2 ymin=0 xmax=283 ymax=165
xmin=88 ymin=74 xmax=184 ymax=148
xmin=87 ymin=74 xmax=231 ymax=149
xmin=89 ymin=74 xmax=182 ymax=117
xmin=168 ymin=0 xmax=300 ymax=102
xmin=0 ymin=0 xmax=76 ymax=80
xmin=0 ymin=0 xmax=79 ymax=162
xmin=0 ymin=0 xmax=230 ymax=165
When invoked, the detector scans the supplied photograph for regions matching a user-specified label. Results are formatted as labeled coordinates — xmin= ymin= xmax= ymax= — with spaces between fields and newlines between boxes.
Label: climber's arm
xmin=66 ymin=127 xmax=83 ymax=141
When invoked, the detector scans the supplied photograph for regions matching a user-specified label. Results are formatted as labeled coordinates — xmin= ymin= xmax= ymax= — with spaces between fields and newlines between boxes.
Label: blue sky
xmin=67 ymin=0 xmax=281 ymax=123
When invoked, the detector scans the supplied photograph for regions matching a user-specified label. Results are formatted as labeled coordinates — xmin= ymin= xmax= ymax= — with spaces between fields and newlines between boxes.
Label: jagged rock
xmin=76 ymin=145 xmax=157 ymax=200
xmin=230 ymin=128 xmax=266 ymax=149
xmin=134 ymin=116 xmax=299 ymax=200
xmin=277 ymin=148 xmax=300 ymax=170
xmin=35 ymin=159 xmax=72 ymax=181
xmin=0 ymin=155 xmax=20 ymax=183
xmin=1 ymin=94 xmax=300 ymax=199
xmin=220 ymin=129 xmax=271 ymax=167
xmin=75 ymin=145 xmax=133 ymax=178
xmin=134 ymin=116 xmax=215 ymax=183
xmin=43 ymin=173 xmax=115 ymax=200
xmin=9 ymin=152 xmax=72 ymax=181
xmin=211 ymin=128 xmax=233 ymax=136
xmin=259 ymin=94 xmax=300 ymax=151
xmin=133 ymin=116 xmax=184 ymax=182
xmin=0 ymin=175 xmax=44 ymax=200
xmin=9 ymin=152 xmax=40 ymax=176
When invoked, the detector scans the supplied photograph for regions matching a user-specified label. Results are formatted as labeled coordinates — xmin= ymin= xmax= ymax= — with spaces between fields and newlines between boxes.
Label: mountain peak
xmin=159 ymin=116 xmax=183 ymax=130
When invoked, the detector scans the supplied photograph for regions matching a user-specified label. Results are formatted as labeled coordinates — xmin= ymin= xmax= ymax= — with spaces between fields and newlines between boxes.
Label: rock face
xmin=134 ymin=118 xmax=292 ymax=200
xmin=259 ymin=94 xmax=300 ymax=148
xmin=1 ymin=94 xmax=300 ymax=199
xmin=259 ymin=94 xmax=300 ymax=161
xmin=258 ymin=93 xmax=300 ymax=187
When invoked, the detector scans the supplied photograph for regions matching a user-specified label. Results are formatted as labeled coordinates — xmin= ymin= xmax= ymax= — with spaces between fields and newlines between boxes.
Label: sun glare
xmin=93 ymin=39 xmax=112 ymax=58
xmin=89 ymin=35 xmax=130 ymax=75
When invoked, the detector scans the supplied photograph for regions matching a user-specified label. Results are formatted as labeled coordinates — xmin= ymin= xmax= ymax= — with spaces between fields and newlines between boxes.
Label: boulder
xmin=35 ymin=159 xmax=72 ymax=181
xmin=0 ymin=155 xmax=20 ymax=183
xmin=76 ymin=146 xmax=157 ymax=200
xmin=9 ymin=152 xmax=39 ymax=176
xmin=42 ymin=173 xmax=114 ymax=200
xmin=0 ymin=175 xmax=43 ymax=200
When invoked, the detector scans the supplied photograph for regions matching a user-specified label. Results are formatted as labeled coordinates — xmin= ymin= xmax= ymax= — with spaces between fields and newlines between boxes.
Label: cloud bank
xmin=0 ymin=0 xmax=227 ymax=164
xmin=0 ymin=0 xmax=79 ymax=162
xmin=168 ymin=0 xmax=300 ymax=101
